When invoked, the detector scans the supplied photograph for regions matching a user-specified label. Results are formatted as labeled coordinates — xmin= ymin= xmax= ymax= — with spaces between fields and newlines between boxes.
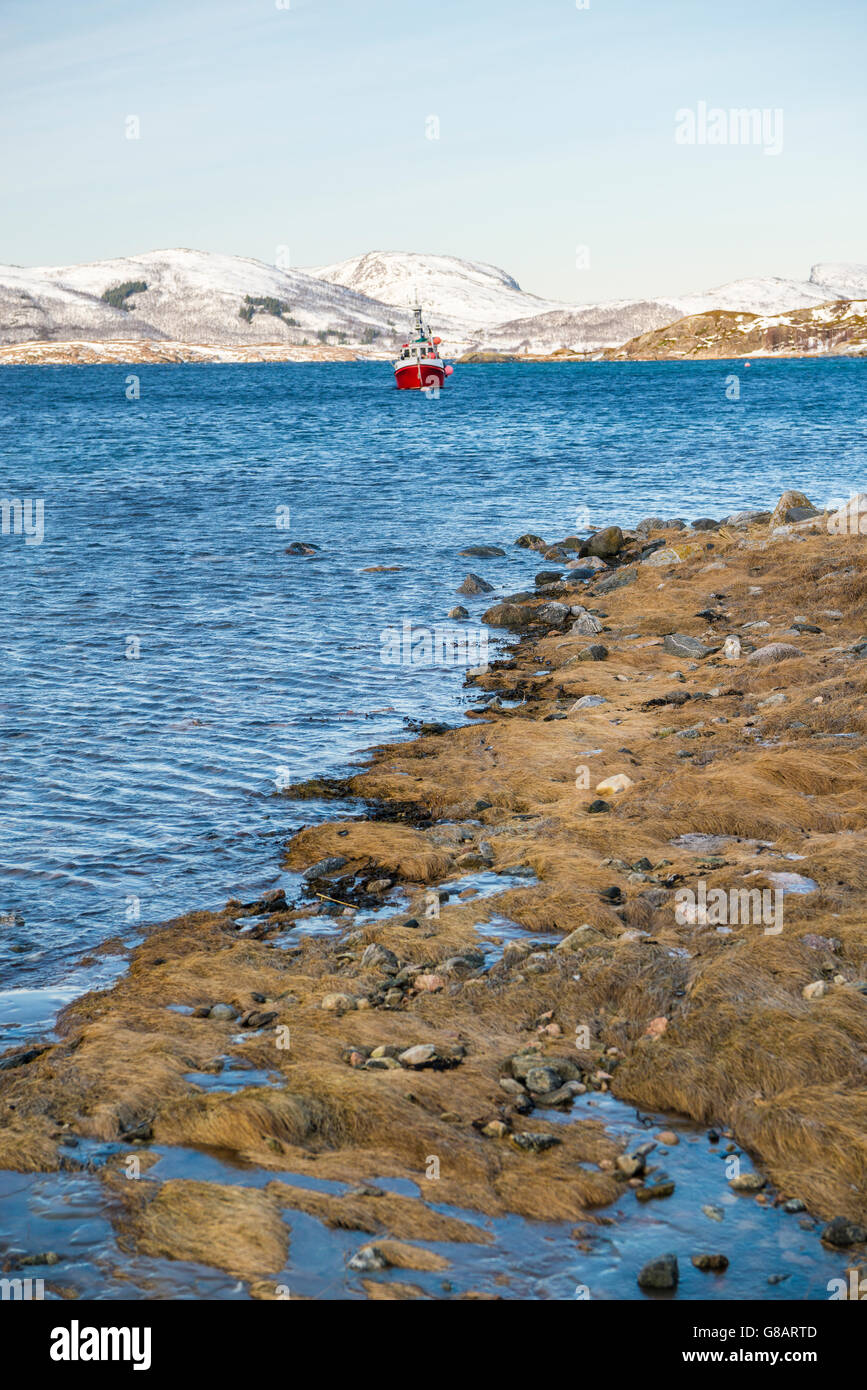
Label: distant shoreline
xmin=1 ymin=338 xmax=866 ymax=367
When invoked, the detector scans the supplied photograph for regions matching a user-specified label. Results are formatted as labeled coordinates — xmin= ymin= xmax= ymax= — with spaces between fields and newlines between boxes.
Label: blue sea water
xmin=1 ymin=358 xmax=865 ymax=1300
xmin=0 ymin=359 xmax=865 ymax=1023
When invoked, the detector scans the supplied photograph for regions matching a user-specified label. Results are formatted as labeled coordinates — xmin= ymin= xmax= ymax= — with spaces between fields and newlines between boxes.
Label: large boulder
xmin=722 ymin=509 xmax=772 ymax=528
xmin=637 ymin=1253 xmax=679 ymax=1290
xmin=595 ymin=567 xmax=636 ymax=594
xmin=770 ymin=490 xmax=816 ymax=528
xmin=536 ymin=601 xmax=572 ymax=629
xmin=746 ymin=642 xmax=804 ymax=665
xmin=584 ymin=525 xmax=624 ymax=558
xmin=482 ymin=602 xmax=538 ymax=631
xmin=663 ymin=633 xmax=713 ymax=659
xmin=457 ymin=572 xmax=494 ymax=595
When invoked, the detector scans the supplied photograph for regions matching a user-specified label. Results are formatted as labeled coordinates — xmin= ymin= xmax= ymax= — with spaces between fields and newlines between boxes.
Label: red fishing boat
xmin=393 ymin=305 xmax=454 ymax=390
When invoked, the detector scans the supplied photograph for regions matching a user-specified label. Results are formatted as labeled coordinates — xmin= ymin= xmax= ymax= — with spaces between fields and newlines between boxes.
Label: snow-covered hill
xmin=305 ymin=250 xmax=563 ymax=329
xmin=809 ymin=263 xmax=867 ymax=300
xmin=672 ymin=276 xmax=835 ymax=318
xmin=0 ymin=249 xmax=399 ymax=347
xmin=0 ymin=247 xmax=865 ymax=356
xmin=479 ymin=299 xmax=686 ymax=354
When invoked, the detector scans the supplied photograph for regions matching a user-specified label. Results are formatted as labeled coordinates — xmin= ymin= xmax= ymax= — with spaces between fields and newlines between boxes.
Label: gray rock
xmin=498 ymin=1077 xmax=526 ymax=1096
xmin=321 ymin=992 xmax=357 ymax=1012
xmin=595 ymin=567 xmax=636 ymax=594
xmin=457 ymin=572 xmax=494 ymax=595
xmin=692 ymin=1253 xmax=729 ymax=1272
xmin=722 ymin=509 xmax=772 ymax=528
xmin=509 ymin=1132 xmax=562 ymax=1153
xmin=729 ymin=1172 xmax=766 ymax=1192
xmin=514 ymin=533 xmax=547 ymax=551
xmin=747 ymin=642 xmax=804 ymax=665
xmin=208 ymin=1003 xmax=238 ymax=1021
xmin=617 ymin=1151 xmax=648 ymax=1178
xmin=361 ymin=942 xmax=399 ymax=973
xmin=642 ymin=546 xmax=685 ymax=568
xmin=637 ymin=1253 xmax=679 ymax=1290
xmin=348 ymin=1245 xmax=388 ymax=1272
xmin=570 ymin=694 xmax=607 ymax=709
xmin=576 ymin=644 xmax=608 ymax=662
xmin=482 ymin=602 xmax=537 ymax=631
xmin=571 ymin=612 xmax=603 ymax=635
xmin=586 ymin=525 xmax=624 ymax=558
xmin=636 ymin=1181 xmax=676 ymax=1202
xmin=537 ymin=601 xmax=572 ymax=629
xmin=821 ymin=1216 xmax=867 ymax=1247
xmin=663 ymin=634 xmax=713 ymax=659
xmin=511 ymin=1053 xmax=580 ymax=1083
xmin=448 ymin=605 xmax=469 ymax=620
xmin=534 ymin=1080 xmax=587 ymax=1107
xmin=302 ymin=855 xmax=349 ymax=879
xmin=524 ymin=1065 xmax=564 ymax=1095
xmin=635 ymin=517 xmax=665 ymax=536
xmin=691 ymin=518 xmax=720 ymax=530
xmin=398 ymin=1044 xmax=439 ymax=1068
xmin=460 ymin=545 xmax=505 ymax=558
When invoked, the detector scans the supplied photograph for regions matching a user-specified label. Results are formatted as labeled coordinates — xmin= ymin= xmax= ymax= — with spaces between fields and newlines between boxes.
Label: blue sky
xmin=1 ymin=0 xmax=864 ymax=301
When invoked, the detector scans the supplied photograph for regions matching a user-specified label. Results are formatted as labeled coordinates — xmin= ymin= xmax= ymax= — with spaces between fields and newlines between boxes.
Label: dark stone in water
xmin=821 ymin=1216 xmax=867 ymax=1247
xmin=302 ymin=856 xmax=349 ymax=879
xmin=460 ymin=545 xmax=505 ymax=558
xmin=636 ymin=1181 xmax=676 ymax=1202
xmin=692 ymin=1253 xmax=729 ymax=1272
xmin=637 ymin=1253 xmax=679 ymax=1289
xmin=457 ymin=572 xmax=494 ymax=595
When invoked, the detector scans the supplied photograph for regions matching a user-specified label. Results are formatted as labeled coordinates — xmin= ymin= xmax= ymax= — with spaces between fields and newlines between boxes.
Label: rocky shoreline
xmin=2 ymin=489 xmax=866 ymax=1297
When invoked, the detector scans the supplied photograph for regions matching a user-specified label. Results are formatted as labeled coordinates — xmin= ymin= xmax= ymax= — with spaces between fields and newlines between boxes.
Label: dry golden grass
xmin=287 ymin=821 xmax=456 ymax=882
xmin=267 ymin=1181 xmax=491 ymax=1243
xmin=2 ymin=517 xmax=867 ymax=1282
xmin=109 ymin=1177 xmax=289 ymax=1279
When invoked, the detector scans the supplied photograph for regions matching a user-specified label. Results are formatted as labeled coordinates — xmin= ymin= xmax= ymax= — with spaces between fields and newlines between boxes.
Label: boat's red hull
xmin=394 ymin=361 xmax=446 ymax=391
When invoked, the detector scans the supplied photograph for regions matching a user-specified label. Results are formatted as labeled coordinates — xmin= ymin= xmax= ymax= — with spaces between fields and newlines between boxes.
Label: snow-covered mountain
xmin=477 ymin=299 xmax=686 ymax=354
xmin=810 ymin=262 xmax=867 ymax=300
xmin=306 ymin=250 xmax=564 ymax=329
xmin=0 ymin=247 xmax=864 ymax=356
xmin=672 ymin=275 xmax=835 ymax=318
xmin=0 ymin=249 xmax=399 ymax=347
